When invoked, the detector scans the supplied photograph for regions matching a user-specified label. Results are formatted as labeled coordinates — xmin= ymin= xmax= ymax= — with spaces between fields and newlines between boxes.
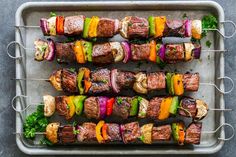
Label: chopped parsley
xmin=206 ymin=40 xmax=212 ymax=48
xmin=117 ymin=97 xmax=123 ymax=104
xmin=50 ymin=12 xmax=57 ymax=17
xmin=201 ymin=14 xmax=218 ymax=39
xmin=38 ymin=45 xmax=48 ymax=52
xmin=101 ymin=79 xmax=108 ymax=83
xmin=182 ymin=13 xmax=188 ymax=19
xmin=40 ymin=137 xmax=53 ymax=146
xmin=73 ymin=129 xmax=80 ymax=135
xmin=139 ymin=135 xmax=145 ymax=142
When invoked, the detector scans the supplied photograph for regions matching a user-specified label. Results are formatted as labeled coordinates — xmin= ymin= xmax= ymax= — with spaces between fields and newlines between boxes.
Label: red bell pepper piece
xmin=56 ymin=16 xmax=64 ymax=35
xmin=106 ymin=98 xmax=115 ymax=116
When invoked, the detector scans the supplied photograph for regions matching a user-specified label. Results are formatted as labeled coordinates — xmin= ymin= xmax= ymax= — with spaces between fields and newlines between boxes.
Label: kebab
xmin=18 ymin=120 xmax=234 ymax=145
xmin=33 ymin=38 xmax=226 ymax=65
xmin=13 ymin=94 xmax=230 ymax=121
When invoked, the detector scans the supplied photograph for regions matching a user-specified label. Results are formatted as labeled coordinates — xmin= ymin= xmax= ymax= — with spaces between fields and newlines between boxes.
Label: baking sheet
xmin=14 ymin=1 xmax=225 ymax=155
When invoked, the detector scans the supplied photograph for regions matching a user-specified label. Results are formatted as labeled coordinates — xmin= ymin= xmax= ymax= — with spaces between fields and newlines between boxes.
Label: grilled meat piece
xmin=121 ymin=122 xmax=141 ymax=144
xmin=147 ymin=72 xmax=166 ymax=90
xmin=61 ymin=69 xmax=78 ymax=93
xmin=127 ymin=16 xmax=149 ymax=38
xmin=106 ymin=123 xmax=122 ymax=141
xmin=84 ymin=97 xmax=100 ymax=119
xmin=58 ymin=125 xmax=76 ymax=144
xmin=55 ymin=42 xmax=76 ymax=63
xmin=77 ymin=122 xmax=97 ymax=142
xmin=178 ymin=97 xmax=197 ymax=118
xmin=49 ymin=69 xmax=62 ymax=91
xmin=163 ymin=20 xmax=185 ymax=37
xmin=147 ymin=97 xmax=163 ymax=119
xmin=92 ymin=43 xmax=113 ymax=64
xmin=185 ymin=122 xmax=202 ymax=144
xmin=55 ymin=96 xmax=69 ymax=118
xmin=152 ymin=125 xmax=172 ymax=141
xmin=131 ymin=43 xmax=150 ymax=60
xmin=165 ymin=44 xmax=184 ymax=62
xmin=97 ymin=18 xmax=116 ymax=37
xmin=64 ymin=15 xmax=85 ymax=35
xmin=89 ymin=68 xmax=111 ymax=93
xmin=183 ymin=73 xmax=200 ymax=91
xmin=112 ymin=97 xmax=132 ymax=119
xmin=116 ymin=70 xmax=135 ymax=88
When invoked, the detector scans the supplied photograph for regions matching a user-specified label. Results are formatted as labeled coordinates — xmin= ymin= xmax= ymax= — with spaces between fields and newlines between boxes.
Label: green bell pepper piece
xmin=83 ymin=18 xmax=91 ymax=38
xmin=81 ymin=41 xmax=93 ymax=62
xmin=171 ymin=123 xmax=179 ymax=141
xmin=170 ymin=74 xmax=175 ymax=95
xmin=169 ymin=96 xmax=179 ymax=115
xmin=73 ymin=95 xmax=87 ymax=115
xmin=148 ymin=16 xmax=156 ymax=36
xmin=77 ymin=70 xmax=85 ymax=94
xmin=129 ymin=97 xmax=139 ymax=116
xmin=166 ymin=73 xmax=174 ymax=95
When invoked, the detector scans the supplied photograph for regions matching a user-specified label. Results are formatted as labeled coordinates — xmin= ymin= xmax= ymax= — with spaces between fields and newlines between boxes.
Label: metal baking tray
xmin=13 ymin=1 xmax=228 ymax=155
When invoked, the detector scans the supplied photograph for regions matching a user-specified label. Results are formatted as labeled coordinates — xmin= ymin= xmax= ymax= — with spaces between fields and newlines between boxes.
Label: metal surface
xmin=13 ymin=1 xmax=227 ymax=155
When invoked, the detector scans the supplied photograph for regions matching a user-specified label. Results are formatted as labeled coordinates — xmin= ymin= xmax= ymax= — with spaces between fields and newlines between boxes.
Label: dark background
xmin=0 ymin=0 xmax=235 ymax=156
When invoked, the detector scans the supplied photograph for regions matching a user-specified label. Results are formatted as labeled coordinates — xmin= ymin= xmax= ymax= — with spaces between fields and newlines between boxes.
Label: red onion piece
xmin=77 ymin=126 xmax=84 ymax=142
xmin=159 ymin=44 xmax=166 ymax=61
xmin=45 ymin=38 xmax=55 ymax=61
xmin=111 ymin=69 xmax=120 ymax=93
xmin=193 ymin=43 xmax=201 ymax=59
xmin=185 ymin=19 xmax=192 ymax=37
xmin=40 ymin=18 xmax=49 ymax=35
xmin=121 ymin=41 xmax=131 ymax=63
xmin=98 ymin=96 xmax=108 ymax=119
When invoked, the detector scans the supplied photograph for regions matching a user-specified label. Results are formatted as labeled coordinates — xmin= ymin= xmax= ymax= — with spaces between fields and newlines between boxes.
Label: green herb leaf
xmin=50 ymin=12 xmax=57 ymax=17
xmin=139 ymin=135 xmax=144 ymax=142
xmin=40 ymin=137 xmax=53 ymax=146
xmin=201 ymin=14 xmax=218 ymax=38
xmin=117 ymin=97 xmax=123 ymax=105
xmin=182 ymin=13 xmax=188 ymax=19
xmin=73 ymin=129 xmax=80 ymax=135
xmin=206 ymin=40 xmax=212 ymax=48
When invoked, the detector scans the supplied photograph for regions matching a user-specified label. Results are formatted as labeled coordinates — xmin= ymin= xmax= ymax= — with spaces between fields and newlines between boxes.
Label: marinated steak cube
xmin=61 ymin=68 xmax=78 ymax=93
xmin=58 ymin=125 xmax=76 ymax=144
xmin=147 ymin=97 xmax=163 ymax=119
xmin=77 ymin=122 xmax=96 ymax=142
xmin=131 ymin=43 xmax=150 ymax=60
xmin=121 ymin=122 xmax=141 ymax=144
xmin=178 ymin=97 xmax=197 ymax=118
xmin=116 ymin=70 xmax=135 ymax=88
xmin=92 ymin=43 xmax=113 ymax=64
xmin=147 ymin=72 xmax=166 ymax=90
xmin=56 ymin=42 xmax=76 ymax=63
xmin=106 ymin=123 xmax=122 ymax=141
xmin=112 ymin=97 xmax=132 ymax=119
xmin=89 ymin=68 xmax=111 ymax=93
xmin=185 ymin=122 xmax=202 ymax=144
xmin=55 ymin=96 xmax=69 ymax=117
xmin=163 ymin=20 xmax=185 ymax=37
xmin=84 ymin=97 xmax=100 ymax=119
xmin=165 ymin=44 xmax=184 ymax=62
xmin=152 ymin=125 xmax=172 ymax=141
xmin=64 ymin=15 xmax=85 ymax=35
xmin=127 ymin=16 xmax=149 ymax=38
xmin=183 ymin=73 xmax=200 ymax=91
xmin=97 ymin=18 xmax=115 ymax=37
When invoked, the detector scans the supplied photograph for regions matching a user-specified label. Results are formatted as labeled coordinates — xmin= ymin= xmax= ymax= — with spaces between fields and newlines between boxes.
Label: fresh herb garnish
xmin=117 ymin=97 xmax=123 ymax=104
xmin=66 ymin=104 xmax=70 ymax=110
xmin=201 ymin=14 xmax=218 ymax=38
xmin=73 ymin=129 xmax=80 ymax=135
xmin=139 ymin=135 xmax=144 ymax=142
xmin=101 ymin=79 xmax=108 ymax=83
xmin=182 ymin=13 xmax=188 ymax=18
xmin=50 ymin=12 xmax=57 ymax=17
xmin=23 ymin=105 xmax=49 ymax=139
xmin=40 ymin=137 xmax=53 ymax=146
xmin=38 ymin=45 xmax=48 ymax=52
xmin=206 ymin=40 xmax=212 ymax=48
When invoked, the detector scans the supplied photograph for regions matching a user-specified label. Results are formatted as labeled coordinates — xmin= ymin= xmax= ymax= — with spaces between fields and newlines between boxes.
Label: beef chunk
xmin=92 ymin=43 xmax=113 ymax=64
xmin=116 ymin=70 xmax=135 ymax=88
xmin=131 ymin=43 xmax=150 ymax=60
xmin=106 ymin=123 xmax=122 ymax=142
xmin=77 ymin=122 xmax=96 ymax=142
xmin=58 ymin=125 xmax=76 ymax=144
xmin=147 ymin=72 xmax=166 ymax=90
xmin=127 ymin=16 xmax=149 ymax=38
xmin=152 ymin=125 xmax=172 ymax=141
xmin=183 ymin=73 xmax=200 ymax=91
xmin=55 ymin=42 xmax=76 ymax=63
xmin=185 ymin=122 xmax=202 ymax=144
xmin=84 ymin=97 xmax=100 ymax=119
xmin=64 ymin=15 xmax=85 ymax=35
xmin=61 ymin=68 xmax=78 ymax=93
xmin=147 ymin=97 xmax=163 ymax=119
xmin=55 ymin=96 xmax=69 ymax=118
xmin=121 ymin=122 xmax=141 ymax=144
xmin=178 ymin=97 xmax=197 ymax=118
xmin=97 ymin=18 xmax=115 ymax=37
xmin=163 ymin=20 xmax=185 ymax=37
xmin=112 ymin=97 xmax=132 ymax=119
xmin=165 ymin=44 xmax=184 ymax=62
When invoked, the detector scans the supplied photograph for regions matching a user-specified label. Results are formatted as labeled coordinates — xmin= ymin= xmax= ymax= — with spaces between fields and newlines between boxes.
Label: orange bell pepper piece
xmin=84 ymin=68 xmax=92 ymax=93
xmin=148 ymin=40 xmax=157 ymax=62
xmin=158 ymin=97 xmax=172 ymax=120
xmin=73 ymin=40 xmax=86 ymax=64
xmin=173 ymin=74 xmax=184 ymax=96
xmin=102 ymin=124 xmax=109 ymax=141
xmin=154 ymin=16 xmax=166 ymax=38
xmin=96 ymin=120 xmax=105 ymax=143
xmin=65 ymin=96 xmax=75 ymax=120
xmin=178 ymin=123 xmax=185 ymax=145
xmin=88 ymin=16 xmax=100 ymax=38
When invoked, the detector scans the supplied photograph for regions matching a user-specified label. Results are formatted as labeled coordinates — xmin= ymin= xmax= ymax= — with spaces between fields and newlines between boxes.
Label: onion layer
xmin=98 ymin=96 xmax=108 ymax=119
xmin=121 ymin=41 xmax=131 ymax=63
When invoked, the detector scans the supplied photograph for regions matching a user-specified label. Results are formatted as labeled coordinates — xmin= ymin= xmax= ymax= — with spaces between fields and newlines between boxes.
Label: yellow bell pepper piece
xmin=73 ymin=40 xmax=85 ymax=64
xmin=96 ymin=120 xmax=105 ymax=143
xmin=65 ymin=96 xmax=75 ymax=119
xmin=173 ymin=74 xmax=184 ymax=96
xmin=158 ymin=97 xmax=172 ymax=120
xmin=154 ymin=16 xmax=166 ymax=38
xmin=88 ymin=16 xmax=100 ymax=38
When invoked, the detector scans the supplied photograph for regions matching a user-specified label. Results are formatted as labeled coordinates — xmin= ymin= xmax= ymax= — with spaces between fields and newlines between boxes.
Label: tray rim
xmin=14 ymin=1 xmax=225 ymax=155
